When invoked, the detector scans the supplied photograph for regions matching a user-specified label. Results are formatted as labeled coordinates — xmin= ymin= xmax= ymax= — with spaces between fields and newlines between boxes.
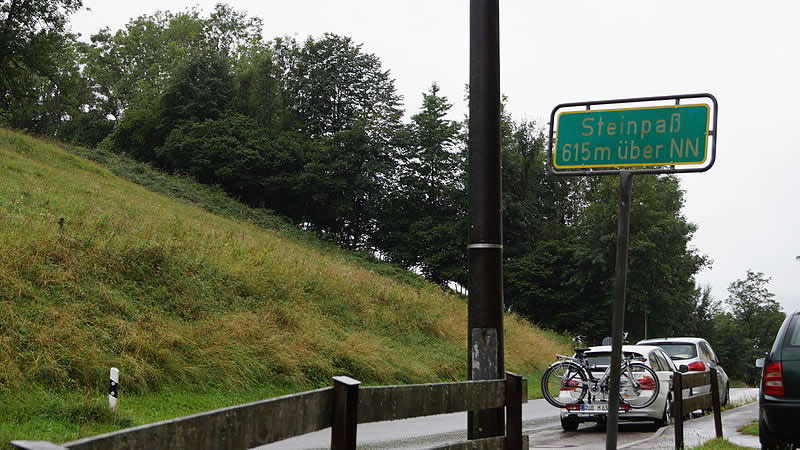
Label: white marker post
xmin=109 ymin=367 xmax=119 ymax=411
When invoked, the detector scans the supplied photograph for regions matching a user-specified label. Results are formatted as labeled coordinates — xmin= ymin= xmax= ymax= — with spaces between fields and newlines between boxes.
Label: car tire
xmin=654 ymin=397 xmax=673 ymax=428
xmin=561 ymin=415 xmax=579 ymax=432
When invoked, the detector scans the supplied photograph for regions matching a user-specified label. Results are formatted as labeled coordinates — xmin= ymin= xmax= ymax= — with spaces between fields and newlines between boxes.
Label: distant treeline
xmin=1 ymin=1 xmax=783 ymax=367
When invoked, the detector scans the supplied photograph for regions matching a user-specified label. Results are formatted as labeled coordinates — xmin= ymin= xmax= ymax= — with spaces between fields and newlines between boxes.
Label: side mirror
xmin=679 ymin=364 xmax=689 ymax=373
xmin=756 ymin=358 xmax=765 ymax=368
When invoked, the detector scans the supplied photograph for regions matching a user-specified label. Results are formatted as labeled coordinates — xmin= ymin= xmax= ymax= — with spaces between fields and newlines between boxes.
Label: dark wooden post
xmin=331 ymin=376 xmax=360 ymax=450
xmin=673 ymin=371 xmax=684 ymax=449
xmin=710 ymin=368 xmax=723 ymax=438
xmin=505 ymin=372 xmax=523 ymax=450
xmin=467 ymin=0 xmax=505 ymax=440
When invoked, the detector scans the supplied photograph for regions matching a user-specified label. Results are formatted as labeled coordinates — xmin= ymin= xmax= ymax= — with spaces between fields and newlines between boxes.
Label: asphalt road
xmin=258 ymin=388 xmax=758 ymax=449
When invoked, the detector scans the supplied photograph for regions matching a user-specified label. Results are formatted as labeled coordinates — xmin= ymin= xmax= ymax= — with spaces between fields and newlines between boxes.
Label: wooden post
xmin=710 ymin=368 xmax=723 ymax=438
xmin=673 ymin=371 xmax=684 ymax=449
xmin=331 ymin=376 xmax=360 ymax=450
xmin=505 ymin=372 xmax=523 ymax=450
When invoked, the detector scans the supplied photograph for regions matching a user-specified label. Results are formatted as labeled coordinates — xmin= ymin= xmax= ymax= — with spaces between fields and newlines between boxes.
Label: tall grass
xmin=0 ymin=128 xmax=570 ymax=442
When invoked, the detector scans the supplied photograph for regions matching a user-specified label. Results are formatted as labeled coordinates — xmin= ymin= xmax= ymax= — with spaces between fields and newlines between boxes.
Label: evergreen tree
xmin=376 ymin=83 xmax=465 ymax=285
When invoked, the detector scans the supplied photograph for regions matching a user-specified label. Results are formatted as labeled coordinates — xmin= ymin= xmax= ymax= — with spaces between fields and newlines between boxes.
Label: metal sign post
xmin=606 ymin=171 xmax=633 ymax=449
xmin=547 ymin=94 xmax=717 ymax=450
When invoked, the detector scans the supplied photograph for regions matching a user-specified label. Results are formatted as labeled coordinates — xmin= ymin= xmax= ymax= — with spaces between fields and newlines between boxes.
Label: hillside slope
xmin=0 ymin=128 xmax=569 ymax=437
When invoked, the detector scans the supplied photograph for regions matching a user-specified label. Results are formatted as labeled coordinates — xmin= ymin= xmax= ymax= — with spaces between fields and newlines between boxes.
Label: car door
xmin=650 ymin=349 xmax=675 ymax=398
xmin=656 ymin=349 xmax=690 ymax=399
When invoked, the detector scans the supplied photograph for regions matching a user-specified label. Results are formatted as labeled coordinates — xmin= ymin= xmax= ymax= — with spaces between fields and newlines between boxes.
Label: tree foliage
xmin=1 ymin=3 xmax=730 ymax=372
xmin=718 ymin=270 xmax=784 ymax=383
xmin=374 ymin=83 xmax=465 ymax=285
xmin=0 ymin=0 xmax=83 ymax=107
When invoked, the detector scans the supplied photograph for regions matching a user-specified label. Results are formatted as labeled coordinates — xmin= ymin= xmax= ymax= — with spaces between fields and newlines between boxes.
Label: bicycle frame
xmin=554 ymin=353 xmax=644 ymax=402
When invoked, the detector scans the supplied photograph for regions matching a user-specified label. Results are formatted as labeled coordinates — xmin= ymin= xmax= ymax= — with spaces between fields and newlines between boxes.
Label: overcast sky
xmin=71 ymin=0 xmax=800 ymax=314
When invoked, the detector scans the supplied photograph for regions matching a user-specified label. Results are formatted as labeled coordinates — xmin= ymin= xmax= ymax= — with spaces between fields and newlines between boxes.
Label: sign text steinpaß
xmin=554 ymin=104 xmax=709 ymax=169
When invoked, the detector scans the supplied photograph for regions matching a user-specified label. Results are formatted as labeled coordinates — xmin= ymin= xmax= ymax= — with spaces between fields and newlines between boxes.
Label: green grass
xmin=692 ymin=438 xmax=751 ymax=449
xmin=58 ymin=140 xmax=429 ymax=289
xmin=737 ymin=420 xmax=759 ymax=436
xmin=0 ymin=385 xmax=295 ymax=445
xmin=0 ymin=128 xmax=571 ymax=445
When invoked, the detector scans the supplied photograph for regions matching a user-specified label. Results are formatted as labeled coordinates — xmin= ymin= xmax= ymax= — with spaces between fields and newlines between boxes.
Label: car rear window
xmin=583 ymin=351 xmax=643 ymax=366
xmin=783 ymin=314 xmax=800 ymax=348
xmin=648 ymin=343 xmax=697 ymax=360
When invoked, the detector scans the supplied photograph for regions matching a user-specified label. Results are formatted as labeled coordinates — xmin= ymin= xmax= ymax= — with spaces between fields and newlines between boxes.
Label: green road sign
xmin=554 ymin=104 xmax=710 ymax=169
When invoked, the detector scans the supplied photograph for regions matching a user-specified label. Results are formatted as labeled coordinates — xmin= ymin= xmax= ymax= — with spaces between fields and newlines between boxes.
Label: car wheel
xmin=655 ymin=397 xmax=673 ymax=428
xmin=561 ymin=415 xmax=579 ymax=432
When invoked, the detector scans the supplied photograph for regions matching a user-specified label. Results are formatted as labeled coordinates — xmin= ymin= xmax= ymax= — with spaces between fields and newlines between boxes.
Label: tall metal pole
xmin=606 ymin=171 xmax=633 ymax=449
xmin=467 ymin=0 xmax=504 ymax=439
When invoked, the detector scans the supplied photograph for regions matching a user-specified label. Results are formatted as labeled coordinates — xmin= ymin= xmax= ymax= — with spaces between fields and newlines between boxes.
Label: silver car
xmin=637 ymin=337 xmax=730 ymax=406
xmin=559 ymin=345 xmax=678 ymax=430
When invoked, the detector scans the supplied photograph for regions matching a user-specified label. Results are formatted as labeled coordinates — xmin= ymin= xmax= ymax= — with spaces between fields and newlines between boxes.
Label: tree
xmin=80 ymin=4 xmax=263 ymax=122
xmin=688 ymin=284 xmax=721 ymax=337
xmin=232 ymin=47 xmax=282 ymax=130
xmin=279 ymin=33 xmax=402 ymax=140
xmin=375 ymin=83 xmax=465 ymax=285
xmin=0 ymin=0 xmax=83 ymax=110
xmin=275 ymin=34 xmax=404 ymax=248
xmin=502 ymin=166 xmax=708 ymax=342
xmin=157 ymin=49 xmax=234 ymax=134
xmin=156 ymin=113 xmax=308 ymax=213
xmin=721 ymin=270 xmax=785 ymax=383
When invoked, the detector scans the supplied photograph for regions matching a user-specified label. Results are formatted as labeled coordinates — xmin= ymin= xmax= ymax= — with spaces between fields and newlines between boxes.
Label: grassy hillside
xmin=0 ymin=128 xmax=570 ymax=444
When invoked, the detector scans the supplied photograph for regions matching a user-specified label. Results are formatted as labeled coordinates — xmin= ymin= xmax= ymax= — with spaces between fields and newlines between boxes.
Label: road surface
xmin=258 ymin=388 xmax=758 ymax=449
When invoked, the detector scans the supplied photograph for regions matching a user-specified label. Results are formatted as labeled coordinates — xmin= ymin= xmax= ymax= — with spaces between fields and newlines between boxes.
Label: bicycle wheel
xmin=540 ymin=361 xmax=588 ymax=408
xmin=619 ymin=362 xmax=660 ymax=408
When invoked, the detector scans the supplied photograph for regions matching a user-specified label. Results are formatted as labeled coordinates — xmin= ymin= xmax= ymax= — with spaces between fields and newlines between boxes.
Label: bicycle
xmin=540 ymin=345 xmax=660 ymax=409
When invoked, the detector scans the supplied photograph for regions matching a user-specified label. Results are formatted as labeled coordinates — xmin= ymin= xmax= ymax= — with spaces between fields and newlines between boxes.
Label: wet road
xmin=258 ymin=388 xmax=758 ymax=449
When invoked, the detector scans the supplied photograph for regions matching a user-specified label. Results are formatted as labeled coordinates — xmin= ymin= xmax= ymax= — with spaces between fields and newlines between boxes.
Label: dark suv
xmin=758 ymin=310 xmax=800 ymax=449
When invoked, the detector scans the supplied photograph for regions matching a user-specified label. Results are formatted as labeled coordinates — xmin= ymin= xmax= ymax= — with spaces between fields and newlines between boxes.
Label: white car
xmin=559 ymin=345 xmax=677 ymax=430
xmin=636 ymin=337 xmax=730 ymax=406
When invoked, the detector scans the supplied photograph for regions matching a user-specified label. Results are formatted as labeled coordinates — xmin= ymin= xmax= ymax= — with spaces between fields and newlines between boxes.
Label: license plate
xmin=574 ymin=404 xmax=627 ymax=414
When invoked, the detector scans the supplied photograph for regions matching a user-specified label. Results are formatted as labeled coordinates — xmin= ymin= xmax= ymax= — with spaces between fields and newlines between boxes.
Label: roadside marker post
xmin=547 ymin=94 xmax=718 ymax=450
xmin=109 ymin=367 xmax=119 ymax=411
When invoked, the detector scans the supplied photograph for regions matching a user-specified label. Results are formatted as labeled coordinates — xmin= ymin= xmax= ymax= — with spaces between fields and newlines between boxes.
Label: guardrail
xmin=12 ymin=372 xmax=528 ymax=450
xmin=672 ymin=367 xmax=723 ymax=449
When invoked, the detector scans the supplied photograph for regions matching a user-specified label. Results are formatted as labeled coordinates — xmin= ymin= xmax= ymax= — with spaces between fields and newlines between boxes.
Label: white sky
xmin=71 ymin=0 xmax=800 ymax=314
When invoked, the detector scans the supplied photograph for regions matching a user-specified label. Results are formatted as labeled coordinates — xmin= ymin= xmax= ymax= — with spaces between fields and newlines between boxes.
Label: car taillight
xmin=764 ymin=361 xmax=785 ymax=397
xmin=638 ymin=376 xmax=657 ymax=390
xmin=566 ymin=403 xmax=580 ymax=411
xmin=687 ymin=361 xmax=706 ymax=371
xmin=561 ymin=380 xmax=581 ymax=391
